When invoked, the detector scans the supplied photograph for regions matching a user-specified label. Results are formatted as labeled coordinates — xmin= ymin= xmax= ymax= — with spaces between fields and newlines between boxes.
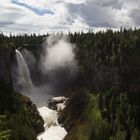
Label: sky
xmin=0 ymin=0 xmax=140 ymax=34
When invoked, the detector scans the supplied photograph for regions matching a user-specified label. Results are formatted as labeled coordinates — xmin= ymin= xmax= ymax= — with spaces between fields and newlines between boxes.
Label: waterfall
xmin=13 ymin=49 xmax=52 ymax=106
xmin=14 ymin=49 xmax=34 ymax=95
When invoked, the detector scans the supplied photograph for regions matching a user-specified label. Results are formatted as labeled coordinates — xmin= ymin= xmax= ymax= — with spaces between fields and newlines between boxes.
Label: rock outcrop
xmin=20 ymin=95 xmax=45 ymax=134
xmin=0 ymin=45 xmax=44 ymax=139
xmin=58 ymin=89 xmax=90 ymax=131
xmin=0 ymin=46 xmax=15 ymax=87
xmin=47 ymin=96 xmax=67 ymax=111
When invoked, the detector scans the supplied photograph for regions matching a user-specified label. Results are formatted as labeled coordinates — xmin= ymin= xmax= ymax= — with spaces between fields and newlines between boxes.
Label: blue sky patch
xmin=12 ymin=0 xmax=54 ymax=16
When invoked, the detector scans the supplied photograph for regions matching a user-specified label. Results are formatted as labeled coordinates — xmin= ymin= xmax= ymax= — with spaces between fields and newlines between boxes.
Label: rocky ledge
xmin=47 ymin=96 xmax=68 ymax=111
xmin=20 ymin=95 xmax=45 ymax=134
xmin=58 ymin=89 xmax=90 ymax=132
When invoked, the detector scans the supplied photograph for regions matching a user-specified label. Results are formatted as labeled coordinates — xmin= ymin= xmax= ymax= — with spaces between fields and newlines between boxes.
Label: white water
xmin=15 ymin=50 xmax=34 ymax=94
xmin=37 ymin=106 xmax=67 ymax=140
xmin=15 ymin=50 xmax=67 ymax=140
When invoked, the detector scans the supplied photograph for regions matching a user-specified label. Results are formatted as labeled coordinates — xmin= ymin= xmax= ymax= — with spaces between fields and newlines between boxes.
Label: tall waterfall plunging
xmin=14 ymin=49 xmax=34 ymax=94
xmin=13 ymin=49 xmax=52 ymax=106
xmin=13 ymin=49 xmax=67 ymax=140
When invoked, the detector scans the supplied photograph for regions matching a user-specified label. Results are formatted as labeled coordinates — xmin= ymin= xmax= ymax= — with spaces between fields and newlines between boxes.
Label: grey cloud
xmin=0 ymin=0 xmax=140 ymax=34
xmin=0 ymin=21 xmax=14 ymax=27
xmin=0 ymin=6 xmax=25 ymax=28
xmin=66 ymin=0 xmax=140 ymax=28
xmin=129 ymin=9 xmax=140 ymax=26
xmin=101 ymin=0 xmax=123 ymax=9
xmin=67 ymin=2 xmax=117 ymax=28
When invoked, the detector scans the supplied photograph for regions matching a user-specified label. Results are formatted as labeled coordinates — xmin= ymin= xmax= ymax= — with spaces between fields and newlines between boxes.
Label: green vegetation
xmin=70 ymin=28 xmax=140 ymax=65
xmin=97 ymin=86 xmax=140 ymax=140
xmin=64 ymin=87 xmax=140 ymax=140
xmin=0 ymin=28 xmax=140 ymax=139
xmin=0 ymin=86 xmax=36 ymax=140
xmin=0 ymin=115 xmax=12 ymax=140
xmin=64 ymin=92 xmax=110 ymax=140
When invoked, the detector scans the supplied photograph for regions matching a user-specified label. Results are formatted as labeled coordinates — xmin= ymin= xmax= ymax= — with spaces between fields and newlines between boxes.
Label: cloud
xmin=0 ymin=0 xmax=140 ymax=34
xmin=122 ymin=0 xmax=140 ymax=27
xmin=66 ymin=0 xmax=134 ymax=28
xmin=12 ymin=0 xmax=54 ymax=16
xmin=130 ymin=9 xmax=140 ymax=26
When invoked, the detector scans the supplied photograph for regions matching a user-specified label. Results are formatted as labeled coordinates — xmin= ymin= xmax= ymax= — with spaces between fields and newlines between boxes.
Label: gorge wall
xmin=0 ymin=44 xmax=44 ymax=140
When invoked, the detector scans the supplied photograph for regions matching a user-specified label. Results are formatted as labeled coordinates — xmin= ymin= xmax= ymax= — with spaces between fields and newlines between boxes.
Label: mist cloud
xmin=40 ymin=35 xmax=78 ymax=75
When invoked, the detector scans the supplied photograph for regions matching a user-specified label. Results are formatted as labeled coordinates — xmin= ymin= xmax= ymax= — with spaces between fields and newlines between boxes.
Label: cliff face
xmin=0 ymin=46 xmax=17 ymax=113
xmin=0 ymin=47 xmax=14 ymax=86
xmin=78 ymin=46 xmax=140 ymax=94
xmin=20 ymin=95 xmax=44 ymax=134
xmin=0 ymin=45 xmax=44 ymax=139
xmin=120 ymin=48 xmax=140 ymax=93
xmin=58 ymin=89 xmax=90 ymax=131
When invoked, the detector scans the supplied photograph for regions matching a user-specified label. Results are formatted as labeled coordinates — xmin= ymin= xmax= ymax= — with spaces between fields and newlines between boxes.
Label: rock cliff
xmin=0 ymin=44 xmax=44 ymax=139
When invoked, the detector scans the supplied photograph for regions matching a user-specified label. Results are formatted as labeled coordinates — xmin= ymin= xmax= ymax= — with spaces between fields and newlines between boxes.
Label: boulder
xmin=47 ymin=96 xmax=67 ymax=111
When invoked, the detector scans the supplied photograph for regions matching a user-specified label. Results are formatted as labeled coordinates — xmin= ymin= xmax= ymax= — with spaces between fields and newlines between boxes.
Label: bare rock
xmin=21 ymin=95 xmax=45 ymax=134
xmin=47 ymin=96 xmax=67 ymax=111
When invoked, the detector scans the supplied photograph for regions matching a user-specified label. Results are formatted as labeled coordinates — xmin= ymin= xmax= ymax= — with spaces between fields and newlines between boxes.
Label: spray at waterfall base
xmin=12 ymin=35 xmax=78 ymax=107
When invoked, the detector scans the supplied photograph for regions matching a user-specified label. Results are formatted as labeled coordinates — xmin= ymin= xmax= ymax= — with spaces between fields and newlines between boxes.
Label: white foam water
xmin=37 ymin=106 xmax=67 ymax=140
